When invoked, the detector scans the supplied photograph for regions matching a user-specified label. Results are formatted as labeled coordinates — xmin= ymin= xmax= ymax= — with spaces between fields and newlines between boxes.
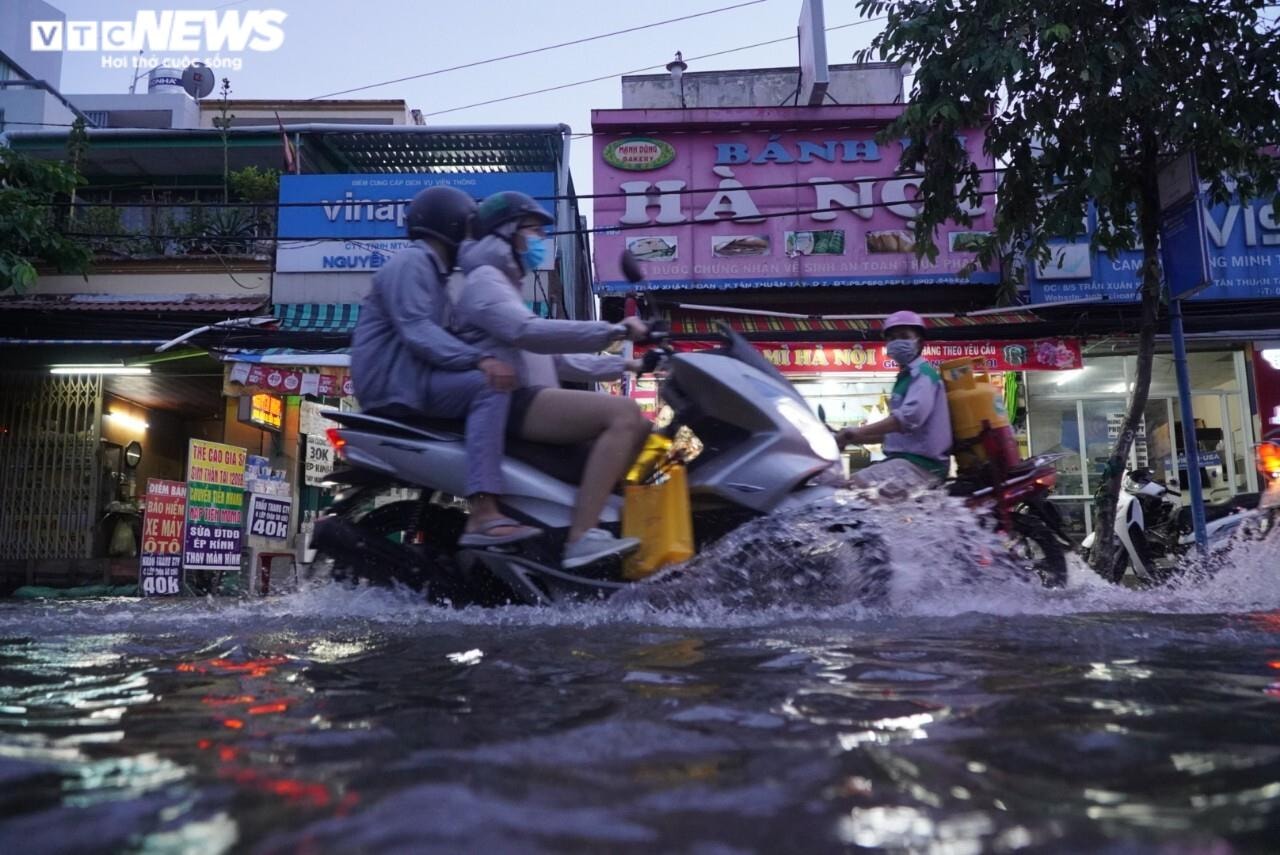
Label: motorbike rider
xmin=836 ymin=310 xmax=952 ymax=496
xmin=349 ymin=185 xmax=540 ymax=547
xmin=452 ymin=190 xmax=652 ymax=569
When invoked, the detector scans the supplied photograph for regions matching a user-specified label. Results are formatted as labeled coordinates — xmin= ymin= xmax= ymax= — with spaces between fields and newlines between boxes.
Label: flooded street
xmin=1 ymin=529 xmax=1278 ymax=854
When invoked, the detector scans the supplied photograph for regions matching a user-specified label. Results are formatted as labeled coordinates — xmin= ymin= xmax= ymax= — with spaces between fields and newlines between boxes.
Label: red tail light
xmin=1258 ymin=441 xmax=1280 ymax=479
xmin=325 ymin=427 xmax=346 ymax=458
xmin=1033 ymin=471 xmax=1058 ymax=491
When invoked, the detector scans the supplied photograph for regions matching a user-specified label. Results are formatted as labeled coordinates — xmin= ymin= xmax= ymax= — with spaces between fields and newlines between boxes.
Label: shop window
xmin=1028 ymin=399 xmax=1085 ymax=495
xmin=1149 ymin=352 xmax=1239 ymax=396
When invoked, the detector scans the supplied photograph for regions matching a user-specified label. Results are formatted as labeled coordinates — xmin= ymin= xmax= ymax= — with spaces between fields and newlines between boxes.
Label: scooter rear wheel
xmin=1011 ymin=512 xmax=1069 ymax=588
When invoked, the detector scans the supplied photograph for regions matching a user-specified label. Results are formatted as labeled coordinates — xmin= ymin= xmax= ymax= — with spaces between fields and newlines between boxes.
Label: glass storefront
xmin=1026 ymin=350 xmax=1257 ymax=540
xmin=631 ymin=346 xmax=1257 ymax=545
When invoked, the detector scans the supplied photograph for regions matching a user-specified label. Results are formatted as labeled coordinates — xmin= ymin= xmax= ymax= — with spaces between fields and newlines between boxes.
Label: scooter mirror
xmin=621 ymin=249 xmax=645 ymax=284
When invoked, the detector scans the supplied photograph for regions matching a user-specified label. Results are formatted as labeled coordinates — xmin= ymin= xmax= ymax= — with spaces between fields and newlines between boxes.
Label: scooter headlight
xmin=774 ymin=397 xmax=840 ymax=462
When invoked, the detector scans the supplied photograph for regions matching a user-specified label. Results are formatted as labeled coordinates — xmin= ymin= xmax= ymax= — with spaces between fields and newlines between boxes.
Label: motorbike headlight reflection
xmin=774 ymin=397 xmax=840 ymax=461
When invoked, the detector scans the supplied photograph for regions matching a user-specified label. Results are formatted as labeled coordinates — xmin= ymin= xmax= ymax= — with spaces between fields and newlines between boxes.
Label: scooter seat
xmin=370 ymin=411 xmax=592 ymax=487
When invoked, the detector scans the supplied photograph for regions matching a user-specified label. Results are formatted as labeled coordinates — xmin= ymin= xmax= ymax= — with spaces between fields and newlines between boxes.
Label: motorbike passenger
xmin=452 ymin=190 xmax=652 ymax=569
xmin=836 ymin=310 xmax=953 ymax=496
xmin=349 ymin=186 xmax=540 ymax=547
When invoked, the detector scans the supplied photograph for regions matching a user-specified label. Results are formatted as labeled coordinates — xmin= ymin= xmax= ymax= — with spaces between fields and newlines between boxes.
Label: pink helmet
xmin=882 ymin=310 xmax=927 ymax=336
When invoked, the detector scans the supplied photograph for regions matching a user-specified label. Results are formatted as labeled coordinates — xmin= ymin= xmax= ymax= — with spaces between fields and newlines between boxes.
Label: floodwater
xmin=1 ymin=496 xmax=1278 ymax=854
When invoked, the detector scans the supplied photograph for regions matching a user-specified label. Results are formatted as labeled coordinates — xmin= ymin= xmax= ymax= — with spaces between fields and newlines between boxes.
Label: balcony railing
xmin=69 ymin=201 xmax=277 ymax=261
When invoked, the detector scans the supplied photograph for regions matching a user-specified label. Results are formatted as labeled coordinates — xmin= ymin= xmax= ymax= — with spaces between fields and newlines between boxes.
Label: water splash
xmin=1 ymin=496 xmax=1274 ymax=635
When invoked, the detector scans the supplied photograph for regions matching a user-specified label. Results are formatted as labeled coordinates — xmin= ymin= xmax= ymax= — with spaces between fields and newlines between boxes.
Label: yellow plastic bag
xmin=621 ymin=464 xmax=694 ymax=580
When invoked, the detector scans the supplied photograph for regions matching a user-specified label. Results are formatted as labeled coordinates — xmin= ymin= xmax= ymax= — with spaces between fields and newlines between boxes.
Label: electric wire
xmin=35 ymin=167 xmax=1010 ymax=208
xmin=422 ymin=19 xmax=886 ymax=117
xmin=310 ymin=0 xmax=772 ymax=99
xmin=59 ymin=187 xmax=1004 ymax=241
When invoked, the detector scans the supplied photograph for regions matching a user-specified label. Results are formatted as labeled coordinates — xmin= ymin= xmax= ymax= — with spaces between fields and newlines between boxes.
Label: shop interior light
xmin=106 ymin=411 xmax=149 ymax=431
xmin=1053 ymin=367 xmax=1087 ymax=385
xmin=50 ymin=363 xmax=151 ymax=375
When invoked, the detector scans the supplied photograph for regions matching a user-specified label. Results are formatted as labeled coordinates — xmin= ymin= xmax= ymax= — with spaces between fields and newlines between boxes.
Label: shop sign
xmin=646 ymin=337 xmax=1082 ymax=373
xmin=278 ymin=172 xmax=556 ymax=239
xmin=602 ymin=138 xmax=676 ymax=171
xmin=230 ymin=362 xmax=353 ymax=397
xmin=139 ymin=479 xmax=186 ymax=596
xmin=300 ymin=400 xmax=340 ymax=437
xmin=183 ymin=440 xmax=247 ymax=572
xmin=247 ymin=494 xmax=292 ymax=542
xmin=304 ymin=433 xmax=335 ymax=486
xmin=593 ymin=112 xmax=1000 ymax=293
xmin=1030 ymin=196 xmax=1280 ymax=302
xmin=238 ymin=392 xmax=283 ymax=432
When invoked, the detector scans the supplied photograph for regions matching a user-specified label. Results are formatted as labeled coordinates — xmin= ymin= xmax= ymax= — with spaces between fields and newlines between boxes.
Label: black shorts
xmin=507 ymin=385 xmax=547 ymax=437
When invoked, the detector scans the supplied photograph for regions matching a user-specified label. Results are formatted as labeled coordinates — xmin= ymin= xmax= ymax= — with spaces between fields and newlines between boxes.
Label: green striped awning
xmin=274 ymin=303 xmax=361 ymax=333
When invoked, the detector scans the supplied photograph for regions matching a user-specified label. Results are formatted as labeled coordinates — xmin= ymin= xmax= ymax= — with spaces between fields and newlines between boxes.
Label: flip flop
xmin=458 ymin=517 xmax=542 ymax=547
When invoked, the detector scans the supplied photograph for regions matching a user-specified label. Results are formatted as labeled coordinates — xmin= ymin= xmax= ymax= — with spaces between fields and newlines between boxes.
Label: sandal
xmin=458 ymin=516 xmax=542 ymax=547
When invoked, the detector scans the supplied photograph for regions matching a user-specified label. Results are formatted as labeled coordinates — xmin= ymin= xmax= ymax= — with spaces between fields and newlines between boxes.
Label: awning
xmin=274 ymin=303 xmax=361 ymax=333
xmin=0 ymin=294 xmax=268 ymax=313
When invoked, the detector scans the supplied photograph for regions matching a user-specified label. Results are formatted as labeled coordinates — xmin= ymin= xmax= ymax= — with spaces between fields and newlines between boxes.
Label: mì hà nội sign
xmin=638 ymin=338 xmax=1083 ymax=374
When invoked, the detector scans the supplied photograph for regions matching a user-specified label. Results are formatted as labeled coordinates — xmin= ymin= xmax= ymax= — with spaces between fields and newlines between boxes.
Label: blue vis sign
xmin=1030 ymin=195 xmax=1280 ymax=303
xmin=276 ymin=173 xmax=557 ymax=273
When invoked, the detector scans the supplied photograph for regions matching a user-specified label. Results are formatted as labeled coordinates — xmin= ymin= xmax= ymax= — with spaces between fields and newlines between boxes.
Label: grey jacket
xmin=882 ymin=355 xmax=953 ymax=466
xmin=453 ymin=236 xmax=627 ymax=387
xmin=349 ymin=241 xmax=487 ymax=412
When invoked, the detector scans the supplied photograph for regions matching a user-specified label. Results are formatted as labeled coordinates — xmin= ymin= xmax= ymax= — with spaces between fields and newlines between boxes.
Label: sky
xmin=45 ymin=0 xmax=889 ymax=195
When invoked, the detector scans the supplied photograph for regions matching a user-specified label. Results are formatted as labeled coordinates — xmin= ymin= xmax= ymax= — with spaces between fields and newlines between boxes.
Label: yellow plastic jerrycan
xmin=621 ymin=464 xmax=694 ymax=580
xmin=940 ymin=357 xmax=1020 ymax=476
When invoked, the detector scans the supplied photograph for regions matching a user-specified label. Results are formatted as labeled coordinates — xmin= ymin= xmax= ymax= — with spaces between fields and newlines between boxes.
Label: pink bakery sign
xmin=591 ymin=106 xmax=999 ymax=293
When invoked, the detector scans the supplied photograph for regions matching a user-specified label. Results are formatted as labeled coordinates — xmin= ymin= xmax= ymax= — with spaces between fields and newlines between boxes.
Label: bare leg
xmin=517 ymin=388 xmax=651 ymax=542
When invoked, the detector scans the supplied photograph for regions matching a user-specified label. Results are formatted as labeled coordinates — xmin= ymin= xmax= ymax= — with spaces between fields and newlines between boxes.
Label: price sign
xmin=247 ymin=494 xmax=293 ymax=542
xmin=140 ymin=479 xmax=187 ymax=596
xmin=304 ymin=433 xmax=334 ymax=486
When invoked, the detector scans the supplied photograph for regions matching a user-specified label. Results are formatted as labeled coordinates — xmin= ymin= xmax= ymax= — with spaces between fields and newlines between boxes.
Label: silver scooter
xmin=311 ymin=255 xmax=847 ymax=605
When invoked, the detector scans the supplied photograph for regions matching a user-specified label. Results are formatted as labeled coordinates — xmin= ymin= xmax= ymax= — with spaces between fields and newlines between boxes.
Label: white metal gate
xmin=0 ymin=373 xmax=103 ymax=559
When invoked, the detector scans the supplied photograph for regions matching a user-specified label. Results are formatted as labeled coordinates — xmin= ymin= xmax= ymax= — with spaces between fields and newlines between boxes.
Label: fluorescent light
xmin=50 ymin=364 xmax=151 ymax=375
xmin=106 ymin=411 xmax=149 ymax=431
xmin=1053 ymin=367 xmax=1087 ymax=386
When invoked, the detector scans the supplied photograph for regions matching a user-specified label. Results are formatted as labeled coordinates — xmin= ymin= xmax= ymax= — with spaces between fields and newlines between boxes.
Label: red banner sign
xmin=140 ymin=479 xmax=187 ymax=596
xmin=645 ymin=338 xmax=1083 ymax=374
xmin=229 ymin=363 xmax=354 ymax=397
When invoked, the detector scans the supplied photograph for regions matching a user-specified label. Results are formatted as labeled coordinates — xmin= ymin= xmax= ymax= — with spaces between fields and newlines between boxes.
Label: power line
xmin=310 ymin=0 xmax=772 ymax=100
xmin=60 ymin=187 xmax=1002 ymax=241
xmin=44 ymin=167 xmax=1006 ymax=209
xmin=422 ymin=18 xmax=886 ymax=117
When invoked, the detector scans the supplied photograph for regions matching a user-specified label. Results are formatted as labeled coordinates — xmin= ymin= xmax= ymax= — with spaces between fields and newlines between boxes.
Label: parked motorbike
xmin=311 ymin=252 xmax=1069 ymax=604
xmin=1081 ymin=467 xmax=1266 ymax=584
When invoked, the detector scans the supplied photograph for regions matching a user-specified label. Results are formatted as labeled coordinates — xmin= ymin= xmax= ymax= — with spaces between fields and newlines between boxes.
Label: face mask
xmin=887 ymin=338 xmax=919 ymax=366
xmin=518 ymin=235 xmax=547 ymax=271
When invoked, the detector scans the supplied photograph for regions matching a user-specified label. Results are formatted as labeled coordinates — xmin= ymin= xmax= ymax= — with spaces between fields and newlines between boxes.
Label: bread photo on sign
xmin=626 ymin=236 xmax=678 ymax=261
xmin=865 ymin=230 xmax=917 ymax=253
xmin=712 ymin=235 xmax=770 ymax=257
